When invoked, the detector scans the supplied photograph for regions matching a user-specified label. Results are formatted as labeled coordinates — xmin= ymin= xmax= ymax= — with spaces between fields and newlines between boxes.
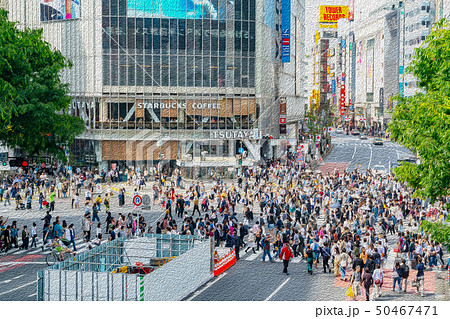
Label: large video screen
xmin=40 ymin=0 xmax=80 ymax=22
xmin=127 ymin=0 xmax=224 ymax=20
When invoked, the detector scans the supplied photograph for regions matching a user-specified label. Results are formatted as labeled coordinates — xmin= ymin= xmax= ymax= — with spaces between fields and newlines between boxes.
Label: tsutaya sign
xmin=319 ymin=6 xmax=349 ymax=23
xmin=210 ymin=130 xmax=261 ymax=140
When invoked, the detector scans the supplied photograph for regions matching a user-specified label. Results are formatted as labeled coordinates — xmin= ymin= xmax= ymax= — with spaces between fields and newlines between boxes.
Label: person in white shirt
xmin=371 ymin=264 xmax=384 ymax=299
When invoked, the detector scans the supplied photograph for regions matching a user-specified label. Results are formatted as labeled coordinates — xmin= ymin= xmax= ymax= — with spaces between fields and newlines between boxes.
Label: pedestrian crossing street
xmin=241 ymin=248 xmax=304 ymax=264
xmin=1 ymin=237 xmax=90 ymax=258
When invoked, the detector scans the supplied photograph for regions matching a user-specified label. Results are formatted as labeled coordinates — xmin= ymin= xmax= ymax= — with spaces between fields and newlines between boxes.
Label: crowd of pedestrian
xmin=0 ymin=158 xmax=448 ymax=301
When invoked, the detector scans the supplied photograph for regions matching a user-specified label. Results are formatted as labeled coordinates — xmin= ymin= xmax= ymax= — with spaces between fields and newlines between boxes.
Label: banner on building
xmin=379 ymin=87 xmax=384 ymax=116
xmin=349 ymin=0 xmax=355 ymax=21
xmin=366 ymin=39 xmax=375 ymax=94
xmin=319 ymin=5 xmax=349 ymax=23
xmin=281 ymin=0 xmax=291 ymax=63
xmin=320 ymin=23 xmax=338 ymax=29
xmin=280 ymin=97 xmax=287 ymax=135
xmin=41 ymin=0 xmax=80 ymax=22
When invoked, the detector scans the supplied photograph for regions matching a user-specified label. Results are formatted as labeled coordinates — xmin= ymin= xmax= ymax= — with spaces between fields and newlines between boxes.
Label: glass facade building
xmin=6 ymin=0 xmax=306 ymax=174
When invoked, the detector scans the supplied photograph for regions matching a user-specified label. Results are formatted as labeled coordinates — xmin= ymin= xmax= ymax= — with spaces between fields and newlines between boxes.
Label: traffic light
xmin=238 ymin=158 xmax=242 ymax=165
xmin=0 ymin=152 xmax=7 ymax=166
xmin=8 ymin=157 xmax=28 ymax=167
xmin=263 ymin=135 xmax=273 ymax=140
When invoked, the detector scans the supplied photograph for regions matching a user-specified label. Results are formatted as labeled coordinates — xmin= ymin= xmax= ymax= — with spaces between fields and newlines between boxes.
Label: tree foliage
xmin=420 ymin=215 xmax=450 ymax=249
xmin=389 ymin=19 xmax=450 ymax=203
xmin=0 ymin=9 xmax=84 ymax=161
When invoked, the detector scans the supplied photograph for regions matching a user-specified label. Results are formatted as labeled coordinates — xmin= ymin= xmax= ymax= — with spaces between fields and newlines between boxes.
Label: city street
xmin=319 ymin=132 xmax=415 ymax=174
xmin=0 ymin=133 xmax=447 ymax=301
xmin=184 ymin=134 xmax=443 ymax=301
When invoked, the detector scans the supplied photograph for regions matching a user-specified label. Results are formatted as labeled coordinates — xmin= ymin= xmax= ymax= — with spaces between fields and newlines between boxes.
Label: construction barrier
xmin=214 ymin=249 xmax=236 ymax=276
xmin=37 ymin=234 xmax=211 ymax=301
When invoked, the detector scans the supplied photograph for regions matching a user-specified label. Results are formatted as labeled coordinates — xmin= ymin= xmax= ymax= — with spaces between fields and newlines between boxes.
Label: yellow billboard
xmin=319 ymin=5 xmax=349 ymax=23
xmin=320 ymin=23 xmax=338 ymax=29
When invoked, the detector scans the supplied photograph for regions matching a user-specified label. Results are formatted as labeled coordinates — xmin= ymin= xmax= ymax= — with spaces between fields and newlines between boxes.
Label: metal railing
xmin=37 ymin=233 xmax=202 ymax=301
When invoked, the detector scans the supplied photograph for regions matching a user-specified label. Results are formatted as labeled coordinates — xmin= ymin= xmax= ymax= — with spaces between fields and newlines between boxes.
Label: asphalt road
xmin=321 ymin=132 xmax=415 ymax=174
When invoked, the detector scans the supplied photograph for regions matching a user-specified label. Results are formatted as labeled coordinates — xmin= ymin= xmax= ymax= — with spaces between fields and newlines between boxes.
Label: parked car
xmin=373 ymin=138 xmax=383 ymax=145
xmin=335 ymin=129 xmax=344 ymax=134
xmin=398 ymin=157 xmax=418 ymax=164
xmin=351 ymin=130 xmax=360 ymax=135
xmin=360 ymin=133 xmax=367 ymax=140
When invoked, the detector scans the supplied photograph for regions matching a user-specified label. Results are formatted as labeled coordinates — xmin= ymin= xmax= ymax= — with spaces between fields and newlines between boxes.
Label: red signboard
xmin=280 ymin=117 xmax=286 ymax=124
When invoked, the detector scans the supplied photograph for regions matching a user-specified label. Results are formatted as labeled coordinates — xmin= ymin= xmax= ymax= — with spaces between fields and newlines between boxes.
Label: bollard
xmin=140 ymin=275 xmax=144 ymax=301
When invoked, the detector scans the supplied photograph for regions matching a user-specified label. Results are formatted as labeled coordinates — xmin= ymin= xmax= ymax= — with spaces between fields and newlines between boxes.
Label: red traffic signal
xmin=22 ymin=161 xmax=28 ymax=167
xmin=269 ymin=136 xmax=273 ymax=139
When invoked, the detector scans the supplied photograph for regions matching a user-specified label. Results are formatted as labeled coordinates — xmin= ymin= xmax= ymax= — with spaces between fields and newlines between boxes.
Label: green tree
xmin=389 ymin=19 xmax=450 ymax=203
xmin=0 ymin=9 xmax=84 ymax=161
xmin=389 ymin=19 xmax=450 ymax=247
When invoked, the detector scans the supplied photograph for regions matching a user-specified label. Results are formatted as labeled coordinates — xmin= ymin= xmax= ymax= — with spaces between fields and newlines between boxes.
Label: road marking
xmin=28 ymin=293 xmax=37 ymax=298
xmin=0 ymin=280 xmax=37 ymax=296
xmin=185 ymin=272 xmax=227 ymax=301
xmin=367 ymin=145 xmax=373 ymax=169
xmin=0 ymin=274 xmax=25 ymax=284
xmin=245 ymin=249 xmax=262 ymax=261
xmin=351 ymin=146 xmax=357 ymax=160
xmin=265 ymin=278 xmax=290 ymax=301
xmin=0 ymin=261 xmax=48 ymax=265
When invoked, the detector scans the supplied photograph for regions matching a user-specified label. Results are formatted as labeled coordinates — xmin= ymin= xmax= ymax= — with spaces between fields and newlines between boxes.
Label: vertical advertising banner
xmin=281 ymin=0 xmax=291 ymax=63
xmin=379 ymin=87 xmax=384 ymax=116
xmin=366 ymin=42 xmax=374 ymax=94
xmin=340 ymin=73 xmax=345 ymax=116
xmin=41 ymin=0 xmax=80 ymax=21
xmin=280 ymin=97 xmax=287 ymax=135
xmin=348 ymin=0 xmax=355 ymax=21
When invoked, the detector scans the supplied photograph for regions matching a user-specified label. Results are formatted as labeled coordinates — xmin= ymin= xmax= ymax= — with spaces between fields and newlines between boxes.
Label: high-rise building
xmin=5 ymin=0 xmax=306 ymax=174
xmin=402 ymin=0 xmax=435 ymax=97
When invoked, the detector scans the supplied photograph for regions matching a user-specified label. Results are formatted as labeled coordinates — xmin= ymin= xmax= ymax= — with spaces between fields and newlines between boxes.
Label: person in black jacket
xmin=321 ymin=242 xmax=332 ymax=273
xmin=400 ymin=259 xmax=410 ymax=292
xmin=233 ymin=230 xmax=243 ymax=260
xmin=365 ymin=255 xmax=376 ymax=274
xmin=353 ymin=253 xmax=365 ymax=274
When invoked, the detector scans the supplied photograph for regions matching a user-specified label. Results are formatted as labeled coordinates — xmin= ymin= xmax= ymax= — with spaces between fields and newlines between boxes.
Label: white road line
xmin=0 ymin=274 xmax=25 ymax=284
xmin=28 ymin=293 xmax=37 ymax=298
xmin=0 ymin=280 xmax=37 ymax=296
xmin=0 ymin=261 xmax=48 ymax=265
xmin=291 ymin=257 xmax=302 ymax=264
xmin=265 ymin=278 xmax=290 ymax=301
xmin=351 ymin=146 xmax=357 ymax=160
xmin=245 ymin=249 xmax=262 ymax=261
xmin=367 ymin=145 xmax=373 ymax=169
xmin=185 ymin=272 xmax=227 ymax=301
xmin=396 ymin=150 xmax=400 ymax=160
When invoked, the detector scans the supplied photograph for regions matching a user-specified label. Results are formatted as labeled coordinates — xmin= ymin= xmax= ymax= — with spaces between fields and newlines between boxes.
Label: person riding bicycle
xmin=51 ymin=237 xmax=76 ymax=261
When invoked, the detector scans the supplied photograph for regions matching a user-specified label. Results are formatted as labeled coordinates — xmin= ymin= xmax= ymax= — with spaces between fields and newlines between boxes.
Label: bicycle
xmin=45 ymin=243 xmax=76 ymax=266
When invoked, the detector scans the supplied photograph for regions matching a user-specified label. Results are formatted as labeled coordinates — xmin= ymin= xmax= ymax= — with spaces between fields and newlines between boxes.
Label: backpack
xmin=403 ymin=264 xmax=409 ymax=277
xmin=401 ymin=239 xmax=408 ymax=252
